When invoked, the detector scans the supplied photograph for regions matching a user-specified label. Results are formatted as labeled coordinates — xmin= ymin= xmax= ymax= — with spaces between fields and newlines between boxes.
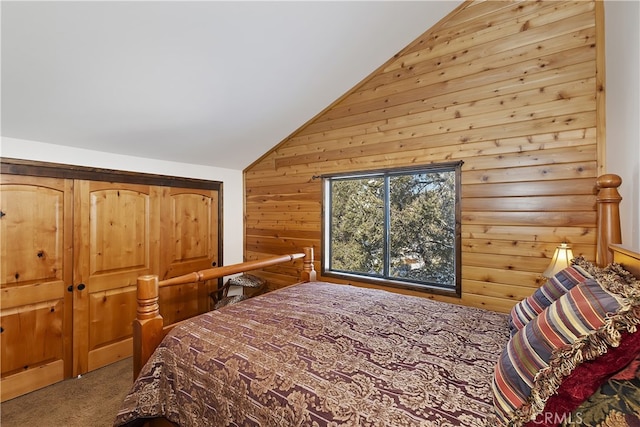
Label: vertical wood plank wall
xmin=244 ymin=1 xmax=602 ymax=313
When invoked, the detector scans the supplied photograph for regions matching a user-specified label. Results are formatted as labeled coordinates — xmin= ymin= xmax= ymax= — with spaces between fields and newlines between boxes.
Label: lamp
xmin=543 ymin=243 xmax=574 ymax=278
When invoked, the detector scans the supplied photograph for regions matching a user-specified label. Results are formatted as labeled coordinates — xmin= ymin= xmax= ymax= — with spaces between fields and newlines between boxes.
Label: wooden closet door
xmin=158 ymin=187 xmax=220 ymax=326
xmin=0 ymin=175 xmax=73 ymax=401
xmin=73 ymin=180 xmax=160 ymax=375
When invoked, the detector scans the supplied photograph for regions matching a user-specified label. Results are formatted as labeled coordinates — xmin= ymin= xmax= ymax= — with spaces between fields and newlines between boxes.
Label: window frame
xmin=321 ymin=161 xmax=463 ymax=297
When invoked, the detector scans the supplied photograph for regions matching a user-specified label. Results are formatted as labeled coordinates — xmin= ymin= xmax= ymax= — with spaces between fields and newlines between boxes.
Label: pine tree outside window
xmin=322 ymin=162 xmax=462 ymax=296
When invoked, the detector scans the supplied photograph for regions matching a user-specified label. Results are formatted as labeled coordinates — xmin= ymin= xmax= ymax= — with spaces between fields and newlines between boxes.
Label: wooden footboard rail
xmin=133 ymin=247 xmax=316 ymax=379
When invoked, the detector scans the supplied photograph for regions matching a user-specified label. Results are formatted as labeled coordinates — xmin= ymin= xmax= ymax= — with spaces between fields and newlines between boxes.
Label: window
xmin=322 ymin=162 xmax=462 ymax=296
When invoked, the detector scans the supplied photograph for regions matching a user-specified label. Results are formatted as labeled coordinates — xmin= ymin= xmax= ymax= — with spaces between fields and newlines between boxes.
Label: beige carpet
xmin=1 ymin=357 xmax=133 ymax=427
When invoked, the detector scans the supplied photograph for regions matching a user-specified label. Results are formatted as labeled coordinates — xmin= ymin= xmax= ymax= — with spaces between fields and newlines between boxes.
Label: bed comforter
xmin=114 ymin=281 xmax=509 ymax=427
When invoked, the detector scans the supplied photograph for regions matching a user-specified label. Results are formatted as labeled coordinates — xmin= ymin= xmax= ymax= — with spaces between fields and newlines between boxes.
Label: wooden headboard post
xmin=596 ymin=174 xmax=623 ymax=267
xmin=133 ymin=275 xmax=165 ymax=380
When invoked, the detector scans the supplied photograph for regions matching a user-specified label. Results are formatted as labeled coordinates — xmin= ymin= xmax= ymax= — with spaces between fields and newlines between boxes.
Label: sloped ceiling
xmin=1 ymin=1 xmax=460 ymax=170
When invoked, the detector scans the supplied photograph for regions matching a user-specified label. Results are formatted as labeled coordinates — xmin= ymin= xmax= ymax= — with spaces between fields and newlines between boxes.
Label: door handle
xmin=77 ymin=283 xmax=86 ymax=291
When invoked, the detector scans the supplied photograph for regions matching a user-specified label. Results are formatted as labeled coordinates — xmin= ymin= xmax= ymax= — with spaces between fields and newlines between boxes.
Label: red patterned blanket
xmin=114 ymin=281 xmax=509 ymax=427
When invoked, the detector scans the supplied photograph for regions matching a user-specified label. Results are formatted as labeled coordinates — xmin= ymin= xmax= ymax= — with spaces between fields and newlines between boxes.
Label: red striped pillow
xmin=508 ymin=265 xmax=592 ymax=336
xmin=493 ymin=274 xmax=640 ymax=426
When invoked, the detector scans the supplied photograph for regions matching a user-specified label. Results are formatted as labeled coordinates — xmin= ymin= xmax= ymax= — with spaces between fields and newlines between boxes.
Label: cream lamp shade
xmin=543 ymin=243 xmax=574 ymax=278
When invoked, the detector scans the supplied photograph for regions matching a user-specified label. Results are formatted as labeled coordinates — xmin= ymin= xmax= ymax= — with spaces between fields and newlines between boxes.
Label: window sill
xmin=322 ymin=271 xmax=460 ymax=298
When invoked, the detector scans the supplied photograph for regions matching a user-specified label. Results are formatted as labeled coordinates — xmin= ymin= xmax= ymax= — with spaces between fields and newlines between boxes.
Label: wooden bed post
xmin=596 ymin=174 xmax=623 ymax=267
xmin=133 ymin=275 xmax=164 ymax=380
xmin=300 ymin=247 xmax=317 ymax=282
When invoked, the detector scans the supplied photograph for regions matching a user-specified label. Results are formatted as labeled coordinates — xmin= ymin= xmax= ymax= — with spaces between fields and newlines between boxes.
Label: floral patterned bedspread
xmin=113 ymin=281 xmax=510 ymax=427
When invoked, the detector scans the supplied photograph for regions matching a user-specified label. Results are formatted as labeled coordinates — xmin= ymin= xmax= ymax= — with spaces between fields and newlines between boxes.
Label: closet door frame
xmin=1 ymin=158 xmax=223 ymax=380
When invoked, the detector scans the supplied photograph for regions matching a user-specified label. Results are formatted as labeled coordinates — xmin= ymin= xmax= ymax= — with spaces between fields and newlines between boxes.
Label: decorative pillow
xmin=508 ymin=264 xmax=592 ymax=336
xmin=572 ymin=256 xmax=638 ymax=286
xmin=493 ymin=269 xmax=640 ymax=427
xmin=524 ymin=329 xmax=640 ymax=427
xmin=228 ymin=274 xmax=267 ymax=288
xmin=507 ymin=256 xmax=638 ymax=337
xmin=560 ymin=352 xmax=640 ymax=427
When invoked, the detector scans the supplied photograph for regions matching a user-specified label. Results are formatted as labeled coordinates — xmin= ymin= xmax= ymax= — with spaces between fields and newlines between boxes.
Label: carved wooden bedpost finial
xmin=596 ymin=174 xmax=623 ymax=267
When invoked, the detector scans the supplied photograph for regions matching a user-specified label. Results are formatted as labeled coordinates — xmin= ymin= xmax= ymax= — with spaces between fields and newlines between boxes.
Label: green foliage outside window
xmin=324 ymin=164 xmax=460 ymax=294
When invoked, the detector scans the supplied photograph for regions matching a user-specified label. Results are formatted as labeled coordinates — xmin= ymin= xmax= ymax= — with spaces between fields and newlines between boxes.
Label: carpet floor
xmin=1 ymin=357 xmax=133 ymax=427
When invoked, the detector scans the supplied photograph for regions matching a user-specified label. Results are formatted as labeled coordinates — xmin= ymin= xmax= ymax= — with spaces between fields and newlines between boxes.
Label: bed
xmin=114 ymin=174 xmax=640 ymax=427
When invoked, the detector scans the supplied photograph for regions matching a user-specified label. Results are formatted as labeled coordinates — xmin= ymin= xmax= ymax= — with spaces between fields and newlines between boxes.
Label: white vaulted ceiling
xmin=1 ymin=1 xmax=459 ymax=170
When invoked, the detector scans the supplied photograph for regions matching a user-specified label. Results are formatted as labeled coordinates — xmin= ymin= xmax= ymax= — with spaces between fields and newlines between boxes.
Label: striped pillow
xmin=508 ymin=265 xmax=592 ymax=336
xmin=493 ymin=274 xmax=640 ymax=426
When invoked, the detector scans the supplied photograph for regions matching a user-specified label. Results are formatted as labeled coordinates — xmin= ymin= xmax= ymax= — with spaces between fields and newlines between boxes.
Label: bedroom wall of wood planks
xmin=244 ymin=1 xmax=604 ymax=313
